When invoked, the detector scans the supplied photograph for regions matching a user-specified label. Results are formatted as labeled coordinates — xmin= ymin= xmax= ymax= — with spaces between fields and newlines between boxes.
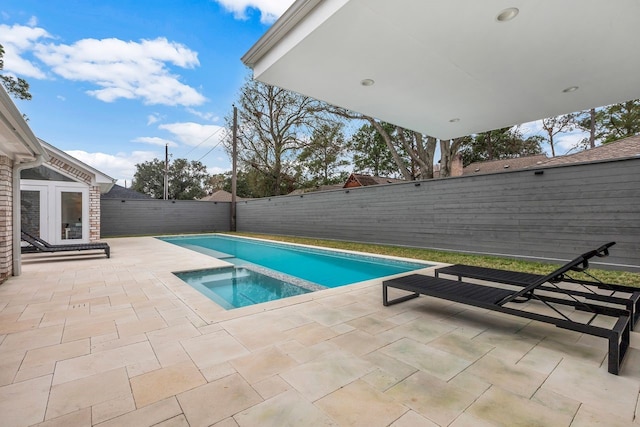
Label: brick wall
xmin=0 ymin=156 xmax=13 ymax=282
xmin=89 ymin=186 xmax=101 ymax=241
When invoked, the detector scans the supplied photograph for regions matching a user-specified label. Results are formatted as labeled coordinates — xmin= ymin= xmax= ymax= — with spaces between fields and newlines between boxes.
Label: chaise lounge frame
xmin=21 ymin=230 xmax=110 ymax=258
xmin=433 ymin=242 xmax=640 ymax=329
xmin=383 ymin=254 xmax=631 ymax=374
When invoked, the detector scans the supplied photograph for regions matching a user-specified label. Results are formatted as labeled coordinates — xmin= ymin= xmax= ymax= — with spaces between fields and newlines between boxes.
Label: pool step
xmin=201 ymin=267 xmax=252 ymax=285
xmin=181 ymin=244 xmax=235 ymax=259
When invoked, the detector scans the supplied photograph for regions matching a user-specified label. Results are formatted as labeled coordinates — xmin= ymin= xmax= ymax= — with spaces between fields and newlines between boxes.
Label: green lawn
xmin=234 ymin=232 xmax=640 ymax=287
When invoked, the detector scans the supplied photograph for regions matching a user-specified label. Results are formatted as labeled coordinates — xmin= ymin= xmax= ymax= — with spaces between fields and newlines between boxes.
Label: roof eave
xmin=0 ymin=87 xmax=48 ymax=161
xmin=241 ymin=0 xmax=322 ymax=69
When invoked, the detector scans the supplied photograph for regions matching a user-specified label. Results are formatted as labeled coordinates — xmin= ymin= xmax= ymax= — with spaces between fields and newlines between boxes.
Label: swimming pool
xmin=162 ymin=234 xmax=430 ymax=308
xmin=175 ymin=267 xmax=313 ymax=310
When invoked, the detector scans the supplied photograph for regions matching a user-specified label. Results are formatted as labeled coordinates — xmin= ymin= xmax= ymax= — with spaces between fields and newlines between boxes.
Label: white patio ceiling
xmin=242 ymin=0 xmax=640 ymax=140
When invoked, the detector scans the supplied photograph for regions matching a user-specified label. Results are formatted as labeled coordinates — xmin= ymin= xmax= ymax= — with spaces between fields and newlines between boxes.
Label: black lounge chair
xmin=434 ymin=242 xmax=640 ymax=329
xmin=383 ymin=253 xmax=631 ymax=374
xmin=21 ymin=230 xmax=110 ymax=258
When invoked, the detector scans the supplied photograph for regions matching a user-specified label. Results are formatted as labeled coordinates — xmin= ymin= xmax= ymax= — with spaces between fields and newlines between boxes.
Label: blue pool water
xmin=162 ymin=234 xmax=429 ymax=288
xmin=175 ymin=267 xmax=312 ymax=310
xmin=162 ymin=234 xmax=430 ymax=309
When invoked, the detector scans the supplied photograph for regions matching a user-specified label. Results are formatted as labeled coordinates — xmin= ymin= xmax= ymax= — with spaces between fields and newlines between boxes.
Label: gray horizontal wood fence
xmin=101 ymin=199 xmax=231 ymax=236
xmin=236 ymin=158 xmax=640 ymax=271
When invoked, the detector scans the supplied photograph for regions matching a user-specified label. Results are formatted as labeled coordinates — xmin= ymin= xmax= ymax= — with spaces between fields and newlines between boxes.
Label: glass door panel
xmin=21 ymin=190 xmax=42 ymax=237
xmin=60 ymin=191 xmax=83 ymax=240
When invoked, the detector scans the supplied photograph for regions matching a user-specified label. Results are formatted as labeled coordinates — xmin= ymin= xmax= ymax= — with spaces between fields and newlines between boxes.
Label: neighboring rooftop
xmin=200 ymin=189 xmax=244 ymax=202
xmin=462 ymin=136 xmax=640 ymax=176
xmin=540 ymin=135 xmax=640 ymax=167
xmin=343 ymin=173 xmax=405 ymax=188
xmin=463 ymin=154 xmax=549 ymax=175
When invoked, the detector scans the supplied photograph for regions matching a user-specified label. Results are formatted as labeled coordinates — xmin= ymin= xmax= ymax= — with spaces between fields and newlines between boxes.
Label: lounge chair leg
xmin=608 ymin=315 xmax=631 ymax=374
xmin=383 ymin=283 xmax=420 ymax=306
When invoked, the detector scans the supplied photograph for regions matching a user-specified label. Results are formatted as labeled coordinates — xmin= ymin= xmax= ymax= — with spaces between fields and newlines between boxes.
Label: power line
xmin=183 ymin=126 xmax=226 ymax=156
xmin=196 ymin=128 xmax=231 ymax=162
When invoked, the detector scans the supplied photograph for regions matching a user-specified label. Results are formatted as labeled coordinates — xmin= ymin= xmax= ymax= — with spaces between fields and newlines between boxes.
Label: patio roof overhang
xmin=242 ymin=0 xmax=640 ymax=140
xmin=0 ymin=87 xmax=47 ymax=162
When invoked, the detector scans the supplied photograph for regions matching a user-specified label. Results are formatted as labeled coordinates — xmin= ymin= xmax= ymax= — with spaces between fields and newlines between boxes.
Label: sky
xmin=1 ymin=0 xmax=587 ymax=186
xmin=1 ymin=0 xmax=296 ymax=185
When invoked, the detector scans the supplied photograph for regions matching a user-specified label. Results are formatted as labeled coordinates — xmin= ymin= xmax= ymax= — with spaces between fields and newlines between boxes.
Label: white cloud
xmin=2 ymin=21 xmax=206 ymax=107
xmin=186 ymin=108 xmax=220 ymax=122
xmin=27 ymin=16 xmax=38 ymax=27
xmin=132 ymin=136 xmax=178 ymax=147
xmin=0 ymin=23 xmax=50 ymax=78
xmin=556 ymin=131 xmax=589 ymax=156
xmin=215 ymin=0 xmax=293 ymax=23
xmin=147 ymin=114 xmax=162 ymax=125
xmin=65 ymin=149 xmax=157 ymax=185
xmin=34 ymin=37 xmax=205 ymax=106
xmin=159 ymin=122 xmax=228 ymax=147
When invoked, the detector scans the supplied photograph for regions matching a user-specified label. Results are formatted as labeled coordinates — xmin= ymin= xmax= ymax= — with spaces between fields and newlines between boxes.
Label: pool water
xmin=162 ymin=234 xmax=430 ymax=309
xmin=175 ymin=267 xmax=312 ymax=309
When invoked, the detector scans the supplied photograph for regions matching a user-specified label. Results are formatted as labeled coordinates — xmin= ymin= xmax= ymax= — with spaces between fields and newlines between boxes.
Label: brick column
xmin=89 ymin=186 xmax=101 ymax=241
xmin=0 ymin=156 xmax=13 ymax=282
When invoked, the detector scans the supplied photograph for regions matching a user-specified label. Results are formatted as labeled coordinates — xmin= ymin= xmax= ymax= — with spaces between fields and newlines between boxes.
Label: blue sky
xmin=2 ymin=0 xmax=588 ymax=185
xmin=1 ymin=0 xmax=295 ymax=184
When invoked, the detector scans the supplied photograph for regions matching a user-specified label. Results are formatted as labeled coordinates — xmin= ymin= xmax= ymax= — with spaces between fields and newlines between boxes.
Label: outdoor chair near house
xmin=21 ymin=230 xmax=110 ymax=258
xmin=383 ymin=252 xmax=632 ymax=374
xmin=433 ymin=242 xmax=640 ymax=329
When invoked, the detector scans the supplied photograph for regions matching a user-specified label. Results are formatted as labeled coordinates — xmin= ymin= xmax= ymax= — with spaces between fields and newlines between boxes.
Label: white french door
xmin=21 ymin=181 xmax=89 ymax=244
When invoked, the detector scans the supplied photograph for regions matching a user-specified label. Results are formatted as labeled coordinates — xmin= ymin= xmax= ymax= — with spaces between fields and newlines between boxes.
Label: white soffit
xmin=0 ymin=88 xmax=45 ymax=161
xmin=243 ymin=0 xmax=640 ymax=140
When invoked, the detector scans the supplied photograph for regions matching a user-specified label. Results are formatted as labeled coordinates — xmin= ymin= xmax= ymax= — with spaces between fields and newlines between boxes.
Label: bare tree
xmin=227 ymin=78 xmax=327 ymax=196
xmin=329 ymin=107 xmax=441 ymax=179
xmin=439 ymin=138 xmax=467 ymax=177
xmin=541 ymin=114 xmax=575 ymax=157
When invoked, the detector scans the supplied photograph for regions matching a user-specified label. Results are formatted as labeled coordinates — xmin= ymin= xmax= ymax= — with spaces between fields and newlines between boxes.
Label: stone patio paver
xmin=0 ymin=236 xmax=637 ymax=427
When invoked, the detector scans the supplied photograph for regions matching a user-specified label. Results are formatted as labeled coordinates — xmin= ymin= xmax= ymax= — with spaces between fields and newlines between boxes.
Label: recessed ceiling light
xmin=449 ymin=118 xmax=460 ymax=123
xmin=562 ymin=86 xmax=579 ymax=93
xmin=496 ymin=7 xmax=519 ymax=22
xmin=360 ymin=79 xmax=375 ymax=87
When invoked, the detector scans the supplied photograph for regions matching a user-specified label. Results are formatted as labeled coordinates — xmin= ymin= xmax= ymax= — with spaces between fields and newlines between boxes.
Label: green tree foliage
xmin=600 ymin=100 xmax=640 ymax=143
xmin=0 ymin=44 xmax=32 ymax=100
xmin=131 ymin=158 xmax=212 ymax=200
xmin=212 ymin=170 xmax=262 ymax=199
xmin=573 ymin=100 xmax=640 ymax=149
xmin=297 ymin=122 xmax=350 ymax=187
xmin=460 ymin=127 xmax=543 ymax=166
xmin=347 ymin=122 xmax=400 ymax=177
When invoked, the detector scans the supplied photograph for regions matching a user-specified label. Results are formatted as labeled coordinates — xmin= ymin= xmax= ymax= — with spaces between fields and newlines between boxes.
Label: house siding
xmin=0 ymin=156 xmax=13 ymax=282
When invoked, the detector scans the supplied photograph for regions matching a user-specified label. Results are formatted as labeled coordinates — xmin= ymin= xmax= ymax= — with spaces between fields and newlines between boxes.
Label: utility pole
xmin=231 ymin=105 xmax=237 ymax=231
xmin=164 ymin=143 xmax=169 ymax=200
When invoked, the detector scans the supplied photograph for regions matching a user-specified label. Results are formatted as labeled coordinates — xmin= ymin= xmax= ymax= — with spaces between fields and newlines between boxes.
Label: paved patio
xmin=1 ymin=236 xmax=639 ymax=427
